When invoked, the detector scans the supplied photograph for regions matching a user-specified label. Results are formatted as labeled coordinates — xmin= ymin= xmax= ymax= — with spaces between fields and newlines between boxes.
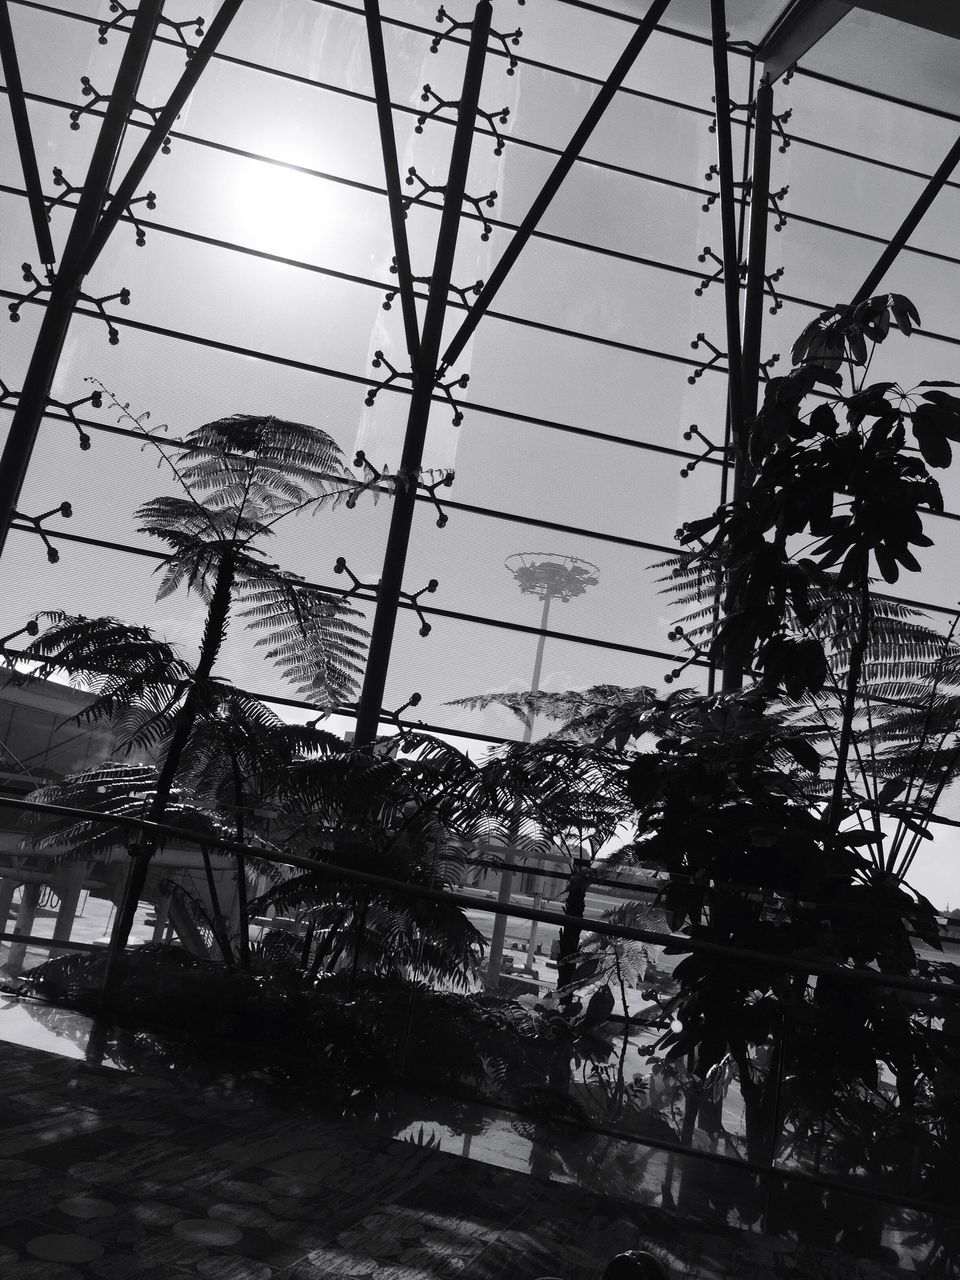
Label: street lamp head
xmin=505 ymin=551 xmax=600 ymax=602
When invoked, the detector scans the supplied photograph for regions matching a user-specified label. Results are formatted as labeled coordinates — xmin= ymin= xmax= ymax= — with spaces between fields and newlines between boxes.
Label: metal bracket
xmin=763 ymin=265 xmax=785 ymax=314
xmin=383 ymin=257 xmax=482 ymax=312
xmin=14 ymin=501 xmax=72 ymax=563
xmin=416 ymin=83 xmax=510 ymax=156
xmin=403 ymin=167 xmax=498 ymax=241
xmin=694 ymin=244 xmax=744 ymax=297
xmin=333 ymin=558 xmax=438 ymax=636
xmin=48 ymin=167 xmax=156 ymax=247
xmin=435 ymin=368 xmax=470 ymax=426
xmin=364 ymin=350 xmax=468 ymax=426
xmin=694 ymin=247 xmax=784 ymax=312
xmin=768 ymin=184 xmax=789 ymax=232
xmin=346 ymin=450 xmax=388 ymax=510
xmin=702 ymin=172 xmax=789 ymax=231
xmin=430 ymin=4 xmax=523 ymax=74
xmin=664 ymin=624 xmax=709 ymax=684
xmin=363 ymin=349 xmax=410 ymax=410
xmin=687 ymin=332 xmax=725 ymax=383
xmin=70 ymin=77 xmax=174 ymax=153
xmin=46 ymin=388 xmax=102 ymax=450
xmin=388 ymin=691 xmax=423 ymax=747
xmin=0 ymin=618 xmax=40 ymax=649
xmin=417 ymin=469 xmax=455 ymax=527
xmin=8 ymin=264 xmax=130 ymax=344
xmin=348 ymin=452 xmax=454 ymax=528
xmin=759 ymin=352 xmax=781 ymax=381
xmin=708 ymin=95 xmax=792 ymax=152
xmin=97 ymin=1 xmax=204 ymax=57
xmin=680 ymin=424 xmax=727 ymax=478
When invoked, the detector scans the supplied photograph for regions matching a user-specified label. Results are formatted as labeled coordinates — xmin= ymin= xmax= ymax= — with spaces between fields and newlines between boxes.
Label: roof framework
xmin=0 ymin=0 xmax=959 ymax=745
xmin=2 ymin=1 xmax=960 ymax=1238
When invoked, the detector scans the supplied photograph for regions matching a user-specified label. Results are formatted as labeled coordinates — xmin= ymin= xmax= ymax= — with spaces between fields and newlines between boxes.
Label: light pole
xmin=483 ymin=552 xmax=600 ymax=989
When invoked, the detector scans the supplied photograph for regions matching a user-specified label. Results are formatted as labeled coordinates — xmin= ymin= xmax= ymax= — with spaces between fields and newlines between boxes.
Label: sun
xmin=224 ymin=155 xmax=349 ymax=264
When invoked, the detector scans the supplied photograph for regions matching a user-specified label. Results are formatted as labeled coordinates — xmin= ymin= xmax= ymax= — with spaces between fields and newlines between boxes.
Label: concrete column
xmin=0 ymin=877 xmax=19 ymax=967
xmin=151 ymin=894 xmax=170 ymax=944
xmin=0 ymin=876 xmax=18 ymax=936
xmin=51 ymin=862 xmax=87 ymax=956
xmin=6 ymin=881 xmax=42 ymax=975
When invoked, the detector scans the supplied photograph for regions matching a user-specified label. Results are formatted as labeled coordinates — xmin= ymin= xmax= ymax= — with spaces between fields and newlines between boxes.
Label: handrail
xmin=1 ymin=794 xmax=959 ymax=1000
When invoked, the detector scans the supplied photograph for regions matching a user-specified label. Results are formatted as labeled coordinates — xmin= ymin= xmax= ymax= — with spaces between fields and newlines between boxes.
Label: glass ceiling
xmin=2 ymin=0 xmax=960 ymax=902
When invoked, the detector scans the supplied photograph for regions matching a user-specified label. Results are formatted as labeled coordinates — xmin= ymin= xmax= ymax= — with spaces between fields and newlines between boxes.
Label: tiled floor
xmin=0 ymin=1033 xmax=915 ymax=1280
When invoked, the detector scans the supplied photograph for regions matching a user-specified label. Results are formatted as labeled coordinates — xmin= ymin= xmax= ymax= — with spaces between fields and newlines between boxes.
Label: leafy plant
xmin=15 ymin=393 xmax=368 ymax=964
xmin=451 ymin=296 xmax=960 ymax=1230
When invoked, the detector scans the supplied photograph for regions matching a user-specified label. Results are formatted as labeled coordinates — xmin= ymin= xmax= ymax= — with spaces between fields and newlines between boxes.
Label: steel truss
xmin=0 ymin=0 xmax=245 ymax=564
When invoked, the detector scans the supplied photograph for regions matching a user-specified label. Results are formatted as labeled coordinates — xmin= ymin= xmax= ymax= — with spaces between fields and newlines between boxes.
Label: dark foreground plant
xmin=453 ymin=296 xmax=960 ymax=1253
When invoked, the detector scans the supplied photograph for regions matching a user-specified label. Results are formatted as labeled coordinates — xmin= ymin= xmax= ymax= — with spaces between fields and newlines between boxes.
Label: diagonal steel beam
xmin=740 ymin=77 xmax=774 ymax=429
xmin=362 ymin=0 xmax=421 ymax=369
xmin=0 ymin=0 xmax=164 ymax=566
xmin=851 ymin=131 xmax=960 ymax=306
xmin=0 ymin=0 xmax=55 ymax=267
xmin=757 ymin=0 xmax=851 ymax=83
xmin=439 ymin=0 xmax=672 ymax=375
xmin=353 ymin=1 xmax=492 ymax=748
xmin=709 ymin=0 xmax=745 ymax=466
xmin=77 ymin=0 xmax=247 ymax=278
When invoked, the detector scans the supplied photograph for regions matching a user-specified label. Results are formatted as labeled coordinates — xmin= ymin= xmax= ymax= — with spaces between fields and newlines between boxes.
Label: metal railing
xmin=0 ymin=790 xmax=958 ymax=1264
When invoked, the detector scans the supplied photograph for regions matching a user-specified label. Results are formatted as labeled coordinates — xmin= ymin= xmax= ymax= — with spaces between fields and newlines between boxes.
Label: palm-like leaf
xmin=177 ymin=413 xmax=352 ymax=515
xmin=135 ymin=497 xmax=268 ymax=602
xmin=21 ymin=615 xmax=191 ymax=755
xmin=21 ymin=762 xmax=227 ymax=859
xmin=449 ymin=685 xmax=663 ymax=747
xmin=237 ymin=566 xmax=368 ymax=707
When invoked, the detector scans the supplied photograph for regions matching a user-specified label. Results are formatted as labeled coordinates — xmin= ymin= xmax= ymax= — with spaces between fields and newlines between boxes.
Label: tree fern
xmin=21 ymin=762 xmax=228 ymax=860
xmin=237 ymin=567 xmax=367 ymax=708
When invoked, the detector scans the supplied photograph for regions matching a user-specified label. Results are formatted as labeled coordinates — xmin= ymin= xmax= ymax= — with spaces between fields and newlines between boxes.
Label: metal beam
xmin=740 ymin=78 xmax=774 ymax=426
xmin=854 ymin=0 xmax=960 ymax=41
xmin=2 ymin=791 xmax=958 ymax=1000
xmin=0 ymin=0 xmax=165 ymax=564
xmin=0 ymin=0 xmax=55 ymax=268
xmin=439 ymin=0 xmax=672 ymax=375
xmin=757 ymin=0 xmax=851 ymax=83
xmin=362 ymin=0 xmax=421 ymax=369
xmin=353 ymin=1 xmax=492 ymax=747
xmin=709 ymin=0 xmax=744 ymax=466
xmin=77 ymin=0 xmax=247 ymax=278
xmin=851 ymin=131 xmax=960 ymax=305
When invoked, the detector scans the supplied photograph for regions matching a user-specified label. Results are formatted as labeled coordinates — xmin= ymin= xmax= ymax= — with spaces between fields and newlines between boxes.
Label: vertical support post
xmin=0 ymin=0 xmax=244 ymax=565
xmin=151 ymin=892 xmax=170 ymax=944
xmin=0 ymin=0 xmax=56 ymax=267
xmin=51 ymin=860 xmax=87 ymax=955
xmin=486 ymin=588 xmax=553 ymax=989
xmin=363 ymin=0 xmax=421 ymax=368
xmin=0 ymin=876 xmax=17 ymax=960
xmin=710 ymin=0 xmax=752 ymax=691
xmin=709 ymin=0 xmax=745 ymax=455
xmin=740 ymin=77 xmax=774 ymax=429
xmin=353 ymin=2 xmax=492 ymax=747
xmin=77 ymin=0 xmax=247 ymax=277
xmin=442 ymin=0 xmax=672 ymax=372
xmin=0 ymin=0 xmax=164 ymax=564
xmin=7 ymin=880 xmax=40 ymax=974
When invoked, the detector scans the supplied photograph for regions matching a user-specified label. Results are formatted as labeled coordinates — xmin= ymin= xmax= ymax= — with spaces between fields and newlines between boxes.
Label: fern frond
xmin=177 ymin=415 xmax=349 ymax=517
xmin=236 ymin=567 xmax=367 ymax=706
xmin=21 ymin=763 xmax=227 ymax=859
